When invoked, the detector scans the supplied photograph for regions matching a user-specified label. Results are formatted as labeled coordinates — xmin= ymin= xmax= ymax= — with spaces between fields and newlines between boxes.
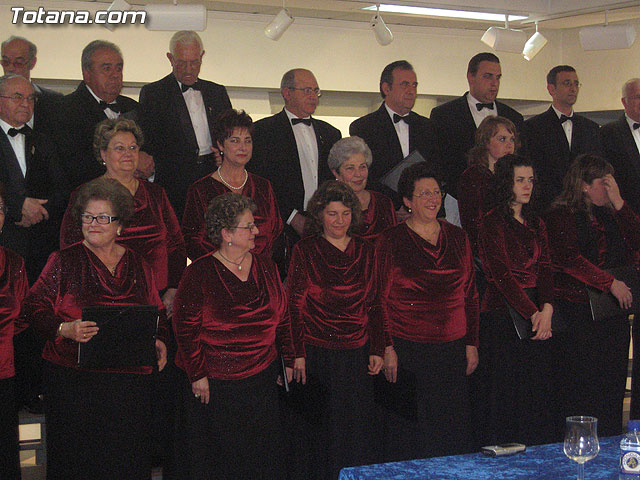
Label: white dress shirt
xmin=178 ymin=80 xmax=213 ymax=156
xmin=625 ymin=114 xmax=640 ymax=155
xmin=385 ymin=103 xmax=410 ymax=158
xmin=552 ymin=105 xmax=574 ymax=149
xmin=467 ymin=93 xmax=496 ymax=128
xmin=0 ymin=118 xmax=27 ymax=177
xmin=85 ymin=85 xmax=119 ymax=120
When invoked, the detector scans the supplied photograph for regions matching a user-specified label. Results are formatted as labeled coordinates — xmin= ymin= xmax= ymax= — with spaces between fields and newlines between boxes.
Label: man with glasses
xmin=53 ymin=40 xmax=139 ymax=189
xmin=138 ymin=30 xmax=231 ymax=219
xmin=522 ymin=65 xmax=602 ymax=208
xmin=351 ymin=60 xmax=441 ymax=208
xmin=1 ymin=36 xmax=62 ymax=134
xmin=430 ymin=53 xmax=523 ymax=199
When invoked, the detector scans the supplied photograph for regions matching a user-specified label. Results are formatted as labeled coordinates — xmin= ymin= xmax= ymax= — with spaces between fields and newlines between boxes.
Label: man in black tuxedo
xmin=52 ymin=40 xmax=139 ymax=190
xmin=601 ymin=78 xmax=640 ymax=215
xmin=250 ymin=68 xmax=341 ymax=239
xmin=430 ymin=52 xmax=523 ymax=198
xmin=138 ymin=30 xmax=231 ymax=219
xmin=1 ymin=36 xmax=62 ymax=134
xmin=522 ymin=65 xmax=602 ymax=209
xmin=349 ymin=60 xmax=440 ymax=207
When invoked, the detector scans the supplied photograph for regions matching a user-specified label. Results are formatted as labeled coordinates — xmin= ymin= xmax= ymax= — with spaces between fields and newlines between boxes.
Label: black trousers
xmin=0 ymin=377 xmax=20 ymax=480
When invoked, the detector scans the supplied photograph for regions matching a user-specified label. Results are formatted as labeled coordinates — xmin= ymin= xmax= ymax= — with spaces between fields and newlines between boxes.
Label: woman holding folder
xmin=478 ymin=154 xmax=556 ymax=446
xmin=23 ymin=177 xmax=168 ymax=480
xmin=545 ymin=154 xmax=638 ymax=436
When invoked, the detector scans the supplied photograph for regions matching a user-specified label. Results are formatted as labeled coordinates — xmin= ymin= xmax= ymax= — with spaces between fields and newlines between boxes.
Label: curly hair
xmin=72 ymin=177 xmax=134 ymax=228
xmin=304 ymin=180 xmax=362 ymax=237
xmin=467 ymin=116 xmax=519 ymax=169
xmin=327 ymin=136 xmax=372 ymax=173
xmin=398 ymin=161 xmax=443 ymax=202
xmin=488 ymin=154 xmax=539 ymax=226
xmin=205 ymin=193 xmax=257 ymax=246
xmin=93 ymin=118 xmax=144 ymax=165
xmin=212 ymin=109 xmax=254 ymax=150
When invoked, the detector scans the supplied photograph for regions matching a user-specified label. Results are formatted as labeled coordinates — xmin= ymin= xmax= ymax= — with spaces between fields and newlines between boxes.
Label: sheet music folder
xmin=587 ymin=265 xmax=640 ymax=322
xmin=380 ymin=150 xmax=426 ymax=193
xmin=78 ymin=305 xmax=158 ymax=369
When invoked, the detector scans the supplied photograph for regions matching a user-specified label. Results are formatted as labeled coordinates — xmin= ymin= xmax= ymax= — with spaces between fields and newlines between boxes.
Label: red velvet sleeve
xmin=458 ymin=166 xmax=488 ymax=254
xmin=286 ymin=243 xmax=310 ymax=358
xmin=461 ymin=232 xmax=480 ymax=347
xmin=25 ymin=251 xmax=64 ymax=342
xmin=535 ymin=219 xmax=555 ymax=307
xmin=59 ymin=188 xmax=82 ymax=249
xmin=614 ymin=202 xmax=640 ymax=252
xmin=182 ymin=182 xmax=215 ymax=261
xmin=159 ymin=188 xmax=187 ymax=289
xmin=372 ymin=233 xmax=395 ymax=348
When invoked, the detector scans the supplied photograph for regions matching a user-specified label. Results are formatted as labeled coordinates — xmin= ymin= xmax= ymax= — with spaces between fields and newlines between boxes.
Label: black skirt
xmin=0 ymin=377 xmax=20 ymax=480
xmin=44 ymin=361 xmax=154 ymax=480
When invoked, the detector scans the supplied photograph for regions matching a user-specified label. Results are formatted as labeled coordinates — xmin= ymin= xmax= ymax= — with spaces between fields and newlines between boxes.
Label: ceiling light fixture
xmin=371 ymin=3 xmax=393 ymax=46
xmin=481 ymin=15 xmax=527 ymax=53
xmin=579 ymin=11 xmax=636 ymax=51
xmin=102 ymin=0 xmax=130 ymax=31
xmin=363 ymin=4 xmax=527 ymax=22
xmin=265 ymin=1 xmax=294 ymax=41
xmin=522 ymin=22 xmax=547 ymax=61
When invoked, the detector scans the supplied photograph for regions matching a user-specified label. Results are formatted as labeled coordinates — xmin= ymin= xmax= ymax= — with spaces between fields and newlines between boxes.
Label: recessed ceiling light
xmin=362 ymin=4 xmax=527 ymax=22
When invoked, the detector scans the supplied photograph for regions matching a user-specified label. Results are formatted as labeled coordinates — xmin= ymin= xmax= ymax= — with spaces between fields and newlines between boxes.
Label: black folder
xmin=587 ymin=265 xmax=640 ymax=322
xmin=506 ymin=288 xmax=565 ymax=340
xmin=380 ymin=150 xmax=426 ymax=193
xmin=78 ymin=305 xmax=158 ymax=369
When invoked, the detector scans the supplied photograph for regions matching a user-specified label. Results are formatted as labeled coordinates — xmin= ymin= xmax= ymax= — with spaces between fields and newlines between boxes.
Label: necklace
xmin=217 ymin=167 xmax=248 ymax=190
xmin=218 ymin=250 xmax=248 ymax=271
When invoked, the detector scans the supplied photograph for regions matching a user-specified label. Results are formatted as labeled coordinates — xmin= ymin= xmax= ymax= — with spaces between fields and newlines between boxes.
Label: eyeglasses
xmin=81 ymin=214 xmax=120 ymax=225
xmin=0 ymin=58 xmax=30 ymax=68
xmin=559 ymin=80 xmax=582 ymax=88
xmin=413 ymin=190 xmax=444 ymax=199
xmin=234 ymin=223 xmax=258 ymax=231
xmin=289 ymin=87 xmax=322 ymax=98
xmin=108 ymin=145 xmax=139 ymax=154
xmin=0 ymin=93 xmax=37 ymax=104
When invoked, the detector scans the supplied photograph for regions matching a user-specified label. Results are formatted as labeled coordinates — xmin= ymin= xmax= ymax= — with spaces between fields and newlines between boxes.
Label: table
xmin=339 ymin=436 xmax=622 ymax=480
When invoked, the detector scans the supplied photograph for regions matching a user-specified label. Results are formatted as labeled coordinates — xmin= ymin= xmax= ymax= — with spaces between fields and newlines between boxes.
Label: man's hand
xmin=135 ymin=151 xmax=155 ymax=179
xmin=290 ymin=212 xmax=306 ymax=236
xmin=17 ymin=197 xmax=48 ymax=227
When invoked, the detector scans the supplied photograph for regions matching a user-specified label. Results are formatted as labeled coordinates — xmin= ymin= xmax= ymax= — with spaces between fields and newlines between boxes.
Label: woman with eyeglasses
xmin=374 ymin=162 xmax=479 ymax=461
xmin=24 ymin=177 xmax=168 ymax=480
xmin=182 ymin=109 xmax=283 ymax=261
xmin=0 ymin=183 xmax=29 ymax=480
xmin=173 ymin=192 xmax=294 ymax=480
xmin=477 ymin=154 xmax=556 ymax=446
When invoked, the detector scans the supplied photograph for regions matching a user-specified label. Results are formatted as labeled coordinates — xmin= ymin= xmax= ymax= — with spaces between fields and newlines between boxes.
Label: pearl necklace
xmin=218 ymin=251 xmax=248 ymax=271
xmin=217 ymin=167 xmax=248 ymax=190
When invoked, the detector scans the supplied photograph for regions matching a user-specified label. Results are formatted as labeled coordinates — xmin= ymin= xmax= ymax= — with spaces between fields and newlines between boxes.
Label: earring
xmin=117 ymin=228 xmax=122 ymax=236
xmin=407 ymin=207 xmax=412 ymax=213
xmin=220 ymin=150 xmax=224 ymax=157
xmin=228 ymin=241 xmax=232 ymax=247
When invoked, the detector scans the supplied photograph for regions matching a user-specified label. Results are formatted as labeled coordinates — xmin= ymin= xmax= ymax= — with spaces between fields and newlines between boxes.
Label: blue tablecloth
xmin=339 ymin=436 xmax=622 ymax=480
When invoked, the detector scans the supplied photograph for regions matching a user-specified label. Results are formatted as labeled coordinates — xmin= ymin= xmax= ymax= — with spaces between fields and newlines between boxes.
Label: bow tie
xmin=393 ymin=114 xmax=411 ymax=124
xmin=99 ymin=100 xmax=120 ymax=113
xmin=291 ymin=118 xmax=312 ymax=126
xmin=7 ymin=125 xmax=32 ymax=137
xmin=181 ymin=81 xmax=200 ymax=93
xmin=560 ymin=114 xmax=573 ymax=123
xmin=633 ymin=123 xmax=640 ymax=130
xmin=476 ymin=102 xmax=494 ymax=111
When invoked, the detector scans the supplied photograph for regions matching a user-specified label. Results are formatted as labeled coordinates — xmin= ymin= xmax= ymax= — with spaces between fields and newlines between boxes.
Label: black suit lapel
xmin=544 ymin=107 xmax=571 ymax=155
xmin=277 ymin=110 xmax=303 ymax=183
xmin=169 ymin=79 xmax=199 ymax=155
xmin=458 ymin=94 xmax=478 ymax=133
xmin=619 ymin=117 xmax=640 ymax=163
xmin=376 ymin=104 xmax=404 ymax=160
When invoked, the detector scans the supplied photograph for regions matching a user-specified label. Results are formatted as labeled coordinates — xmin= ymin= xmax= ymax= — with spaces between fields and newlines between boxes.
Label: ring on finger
xmin=83 ymin=333 xmax=87 ymax=338
xmin=194 ymin=393 xmax=201 ymax=399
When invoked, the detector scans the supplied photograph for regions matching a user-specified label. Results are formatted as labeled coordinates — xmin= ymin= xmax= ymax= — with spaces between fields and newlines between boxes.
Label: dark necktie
xmin=393 ymin=113 xmax=410 ymax=124
xmin=633 ymin=123 xmax=640 ymax=130
xmin=476 ymin=102 xmax=494 ymax=111
xmin=181 ymin=81 xmax=200 ymax=93
xmin=560 ymin=114 xmax=573 ymax=123
xmin=291 ymin=118 xmax=312 ymax=126
xmin=7 ymin=125 xmax=32 ymax=137
xmin=99 ymin=100 xmax=120 ymax=113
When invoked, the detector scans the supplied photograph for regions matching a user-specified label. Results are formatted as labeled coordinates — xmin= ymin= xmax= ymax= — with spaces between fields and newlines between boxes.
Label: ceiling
xmin=112 ymin=0 xmax=640 ymax=31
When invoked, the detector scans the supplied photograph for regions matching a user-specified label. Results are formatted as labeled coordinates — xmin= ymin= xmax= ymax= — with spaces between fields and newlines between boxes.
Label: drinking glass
xmin=563 ymin=416 xmax=600 ymax=480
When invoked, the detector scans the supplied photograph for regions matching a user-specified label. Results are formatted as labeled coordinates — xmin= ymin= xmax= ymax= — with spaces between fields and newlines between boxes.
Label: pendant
xmin=238 ymin=265 xmax=242 ymax=270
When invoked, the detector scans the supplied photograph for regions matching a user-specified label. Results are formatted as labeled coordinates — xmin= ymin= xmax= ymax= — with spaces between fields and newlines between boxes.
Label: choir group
xmin=1 ymin=27 xmax=640 ymax=480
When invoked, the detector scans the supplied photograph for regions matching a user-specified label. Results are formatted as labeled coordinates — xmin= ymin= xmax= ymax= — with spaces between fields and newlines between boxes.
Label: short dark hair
xmin=467 ymin=52 xmax=500 ymax=76
xmin=380 ymin=60 xmax=413 ymax=98
xmin=93 ymin=118 xmax=144 ymax=164
xmin=205 ymin=193 xmax=256 ymax=246
xmin=81 ymin=40 xmax=122 ymax=71
xmin=212 ymin=109 xmax=254 ymax=150
xmin=398 ymin=162 xmax=443 ymax=202
xmin=467 ymin=116 xmax=519 ymax=168
xmin=489 ymin=154 xmax=538 ymax=225
xmin=547 ymin=65 xmax=576 ymax=85
xmin=72 ymin=177 xmax=134 ymax=228
xmin=304 ymin=180 xmax=362 ymax=237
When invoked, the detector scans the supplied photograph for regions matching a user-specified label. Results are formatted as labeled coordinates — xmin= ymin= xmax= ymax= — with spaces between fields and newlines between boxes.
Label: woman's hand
xmin=293 ymin=357 xmax=306 ymax=384
xmin=603 ymin=174 xmax=624 ymax=210
xmin=611 ymin=279 xmax=633 ymax=310
xmin=161 ymin=288 xmax=177 ymax=318
xmin=155 ymin=339 xmax=167 ymax=371
xmin=531 ymin=304 xmax=553 ymax=341
xmin=383 ymin=346 xmax=398 ymax=383
xmin=368 ymin=355 xmax=384 ymax=375
xmin=276 ymin=367 xmax=294 ymax=387
xmin=465 ymin=346 xmax=479 ymax=375
xmin=59 ymin=319 xmax=99 ymax=343
xmin=192 ymin=377 xmax=209 ymax=404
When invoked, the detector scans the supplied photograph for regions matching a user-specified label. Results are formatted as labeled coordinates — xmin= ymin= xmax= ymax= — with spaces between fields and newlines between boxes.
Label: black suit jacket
xmin=522 ymin=106 xmax=602 ymax=209
xmin=33 ymin=84 xmax=62 ymax=134
xmin=249 ymin=109 xmax=341 ymax=222
xmin=0 ymin=128 xmax=67 ymax=282
xmin=430 ymin=92 xmax=523 ymax=198
xmin=52 ymin=81 xmax=138 ymax=189
xmin=349 ymin=103 xmax=441 ymax=205
xmin=138 ymin=73 xmax=232 ymax=218
xmin=601 ymin=115 xmax=640 ymax=214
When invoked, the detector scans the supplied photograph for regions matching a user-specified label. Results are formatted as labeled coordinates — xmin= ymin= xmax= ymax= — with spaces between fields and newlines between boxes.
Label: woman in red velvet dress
xmin=545 ymin=154 xmax=637 ymax=436
xmin=328 ymin=136 xmax=396 ymax=241
xmin=173 ymin=193 xmax=294 ymax=480
xmin=182 ymin=109 xmax=283 ymax=260
xmin=287 ymin=180 xmax=384 ymax=479
xmin=374 ymin=162 xmax=479 ymax=461
xmin=458 ymin=116 xmax=518 ymax=254
xmin=0 ymin=185 xmax=28 ymax=480
xmin=59 ymin=118 xmax=186 ymax=315
xmin=478 ymin=154 xmax=556 ymax=447
xmin=23 ymin=177 xmax=168 ymax=480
